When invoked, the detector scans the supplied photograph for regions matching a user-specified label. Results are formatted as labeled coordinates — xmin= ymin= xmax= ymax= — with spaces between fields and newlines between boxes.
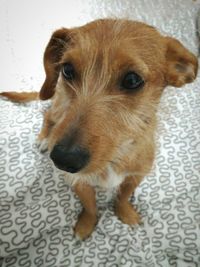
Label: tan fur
xmin=0 ymin=91 xmax=39 ymax=102
xmin=1 ymin=19 xmax=198 ymax=240
xmin=73 ymin=183 xmax=97 ymax=239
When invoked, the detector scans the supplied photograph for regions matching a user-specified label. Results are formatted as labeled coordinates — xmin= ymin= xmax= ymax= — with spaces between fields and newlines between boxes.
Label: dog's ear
xmin=40 ymin=28 xmax=71 ymax=100
xmin=165 ymin=37 xmax=198 ymax=87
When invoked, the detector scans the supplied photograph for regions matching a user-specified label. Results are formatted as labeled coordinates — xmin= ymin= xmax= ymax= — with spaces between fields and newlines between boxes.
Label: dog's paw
xmin=36 ymin=138 xmax=49 ymax=153
xmin=115 ymin=202 xmax=141 ymax=225
xmin=74 ymin=210 xmax=97 ymax=240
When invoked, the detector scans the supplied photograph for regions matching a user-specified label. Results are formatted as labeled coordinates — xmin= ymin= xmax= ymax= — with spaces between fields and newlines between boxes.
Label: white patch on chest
xmin=99 ymin=165 xmax=125 ymax=188
xmin=64 ymin=165 xmax=126 ymax=189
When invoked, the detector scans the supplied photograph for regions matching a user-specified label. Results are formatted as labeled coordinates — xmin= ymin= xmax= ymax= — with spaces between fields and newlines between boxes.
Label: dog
xmin=0 ymin=19 xmax=198 ymax=240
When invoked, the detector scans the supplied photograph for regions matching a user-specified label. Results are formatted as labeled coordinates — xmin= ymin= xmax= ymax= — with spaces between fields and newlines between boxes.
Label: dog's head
xmin=40 ymin=19 xmax=198 ymax=176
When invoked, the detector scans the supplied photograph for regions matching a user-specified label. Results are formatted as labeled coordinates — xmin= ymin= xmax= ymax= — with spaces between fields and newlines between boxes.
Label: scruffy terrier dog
xmin=1 ymin=19 xmax=198 ymax=239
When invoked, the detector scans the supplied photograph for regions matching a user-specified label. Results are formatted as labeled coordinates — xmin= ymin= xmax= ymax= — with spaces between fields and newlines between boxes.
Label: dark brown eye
xmin=121 ymin=72 xmax=144 ymax=91
xmin=62 ymin=63 xmax=75 ymax=81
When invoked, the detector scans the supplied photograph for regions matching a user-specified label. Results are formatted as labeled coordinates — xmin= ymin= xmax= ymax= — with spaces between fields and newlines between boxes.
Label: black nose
xmin=50 ymin=144 xmax=90 ymax=173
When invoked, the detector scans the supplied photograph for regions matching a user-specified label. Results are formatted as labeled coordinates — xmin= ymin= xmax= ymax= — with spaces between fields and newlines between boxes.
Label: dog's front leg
xmin=37 ymin=110 xmax=54 ymax=152
xmin=115 ymin=175 xmax=141 ymax=225
xmin=73 ymin=182 xmax=97 ymax=240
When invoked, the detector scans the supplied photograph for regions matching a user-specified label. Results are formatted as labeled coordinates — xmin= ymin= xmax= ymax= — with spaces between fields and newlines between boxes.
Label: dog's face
xmin=40 ymin=19 xmax=197 ymax=176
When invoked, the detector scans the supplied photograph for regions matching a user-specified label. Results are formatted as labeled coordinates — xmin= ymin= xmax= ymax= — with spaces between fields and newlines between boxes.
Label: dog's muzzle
xmin=50 ymin=144 xmax=90 ymax=173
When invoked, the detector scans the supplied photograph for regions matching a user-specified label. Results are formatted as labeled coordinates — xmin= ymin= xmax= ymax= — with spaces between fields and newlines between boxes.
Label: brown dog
xmin=1 ymin=19 xmax=198 ymax=240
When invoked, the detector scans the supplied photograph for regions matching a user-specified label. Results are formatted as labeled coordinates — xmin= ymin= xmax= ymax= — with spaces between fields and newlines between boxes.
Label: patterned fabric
xmin=0 ymin=0 xmax=200 ymax=266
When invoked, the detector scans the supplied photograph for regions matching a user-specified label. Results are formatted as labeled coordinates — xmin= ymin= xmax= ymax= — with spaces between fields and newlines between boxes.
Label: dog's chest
xmin=96 ymin=166 xmax=126 ymax=188
xmin=64 ymin=166 xmax=126 ymax=189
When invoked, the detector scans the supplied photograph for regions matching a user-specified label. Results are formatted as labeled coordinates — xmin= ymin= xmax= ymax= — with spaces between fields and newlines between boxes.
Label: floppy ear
xmin=165 ymin=37 xmax=198 ymax=87
xmin=40 ymin=28 xmax=71 ymax=100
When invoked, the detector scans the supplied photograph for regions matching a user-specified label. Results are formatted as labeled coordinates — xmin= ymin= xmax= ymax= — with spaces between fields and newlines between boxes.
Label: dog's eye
xmin=121 ymin=72 xmax=144 ymax=91
xmin=62 ymin=63 xmax=75 ymax=81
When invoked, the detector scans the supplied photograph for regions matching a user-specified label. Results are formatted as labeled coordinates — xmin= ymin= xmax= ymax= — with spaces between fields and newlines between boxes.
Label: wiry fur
xmin=1 ymin=19 xmax=198 ymax=240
